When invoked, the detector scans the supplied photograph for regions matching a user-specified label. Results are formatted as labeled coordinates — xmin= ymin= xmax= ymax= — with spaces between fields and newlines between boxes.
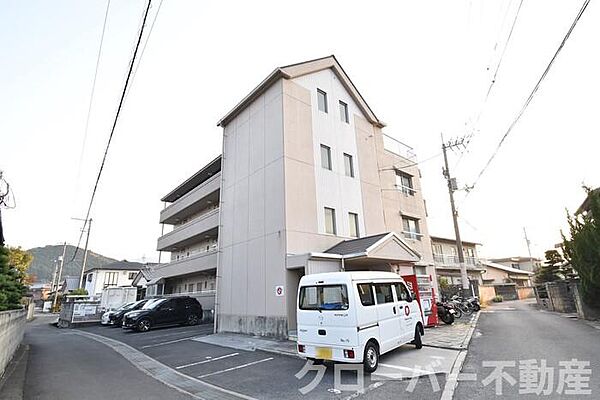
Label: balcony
xmin=152 ymin=249 xmax=218 ymax=279
xmin=382 ymin=134 xmax=416 ymax=160
xmin=433 ymin=254 xmax=480 ymax=268
xmin=160 ymin=172 xmax=221 ymax=224
xmin=157 ymin=208 xmax=219 ymax=251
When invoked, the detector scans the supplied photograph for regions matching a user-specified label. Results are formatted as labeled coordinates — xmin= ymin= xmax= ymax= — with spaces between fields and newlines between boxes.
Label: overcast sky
xmin=1 ymin=0 xmax=598 ymax=265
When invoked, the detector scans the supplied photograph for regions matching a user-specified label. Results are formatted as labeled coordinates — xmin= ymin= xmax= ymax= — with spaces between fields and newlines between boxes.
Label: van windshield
xmin=299 ymin=285 xmax=349 ymax=311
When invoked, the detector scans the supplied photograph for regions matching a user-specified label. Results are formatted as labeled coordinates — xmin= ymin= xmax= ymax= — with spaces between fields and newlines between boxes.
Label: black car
xmin=102 ymin=299 xmax=149 ymax=326
xmin=122 ymin=296 xmax=203 ymax=332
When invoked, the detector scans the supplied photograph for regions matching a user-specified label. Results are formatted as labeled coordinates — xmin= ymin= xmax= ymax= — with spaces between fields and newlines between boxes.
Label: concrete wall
xmin=218 ymin=79 xmax=288 ymax=337
xmin=478 ymin=285 xmax=497 ymax=305
xmin=517 ymin=286 xmax=535 ymax=300
xmin=0 ymin=309 xmax=26 ymax=378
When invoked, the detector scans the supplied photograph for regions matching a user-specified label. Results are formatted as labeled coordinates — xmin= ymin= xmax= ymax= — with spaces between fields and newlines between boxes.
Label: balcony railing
xmin=160 ymin=172 xmax=221 ymax=224
xmin=382 ymin=134 xmax=417 ymax=160
xmin=157 ymin=208 xmax=219 ymax=251
xmin=433 ymin=254 xmax=479 ymax=266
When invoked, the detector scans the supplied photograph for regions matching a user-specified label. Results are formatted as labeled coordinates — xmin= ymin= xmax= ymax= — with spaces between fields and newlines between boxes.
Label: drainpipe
xmin=341 ymin=257 xmax=345 ymax=271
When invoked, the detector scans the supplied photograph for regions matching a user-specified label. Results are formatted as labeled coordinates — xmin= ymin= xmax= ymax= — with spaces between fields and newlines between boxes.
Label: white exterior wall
xmin=218 ymin=80 xmax=288 ymax=337
xmin=293 ymin=70 xmax=366 ymax=239
xmin=85 ymin=269 xmax=138 ymax=295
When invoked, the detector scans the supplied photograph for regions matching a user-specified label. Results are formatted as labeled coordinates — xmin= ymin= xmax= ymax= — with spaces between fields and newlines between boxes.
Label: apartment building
xmin=151 ymin=56 xmax=435 ymax=337
xmin=431 ymin=236 xmax=485 ymax=286
xmin=215 ymin=56 xmax=435 ymax=338
xmin=150 ymin=156 xmax=221 ymax=306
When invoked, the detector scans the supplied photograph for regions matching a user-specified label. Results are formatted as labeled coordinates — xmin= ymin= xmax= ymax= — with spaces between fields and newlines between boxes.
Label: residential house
xmin=431 ymin=236 xmax=485 ymax=286
xmin=83 ymin=260 xmax=143 ymax=296
xmin=481 ymin=261 xmax=533 ymax=287
xmin=489 ymin=256 xmax=541 ymax=273
xmin=153 ymin=56 xmax=436 ymax=338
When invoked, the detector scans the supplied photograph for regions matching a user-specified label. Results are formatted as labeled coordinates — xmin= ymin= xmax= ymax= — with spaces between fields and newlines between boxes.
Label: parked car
xmin=101 ymin=299 xmax=149 ymax=326
xmin=122 ymin=296 xmax=203 ymax=332
xmin=296 ymin=271 xmax=424 ymax=373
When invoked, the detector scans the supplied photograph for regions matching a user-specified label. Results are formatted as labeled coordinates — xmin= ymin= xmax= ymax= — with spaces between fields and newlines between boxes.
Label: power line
xmin=73 ymin=0 xmax=112 ymax=204
xmin=126 ymin=0 xmax=164 ymax=100
xmin=455 ymin=0 xmax=524 ymax=170
xmin=466 ymin=0 xmax=591 ymax=198
xmin=70 ymin=0 xmax=153 ymax=263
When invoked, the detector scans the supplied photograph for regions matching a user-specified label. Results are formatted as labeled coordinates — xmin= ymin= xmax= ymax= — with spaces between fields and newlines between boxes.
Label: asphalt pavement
xmin=22 ymin=315 xmax=450 ymax=399
xmin=454 ymin=299 xmax=600 ymax=399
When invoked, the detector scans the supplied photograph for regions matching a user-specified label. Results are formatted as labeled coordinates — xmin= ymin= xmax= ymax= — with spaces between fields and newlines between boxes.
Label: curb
xmin=0 ymin=344 xmax=30 ymax=400
xmin=439 ymin=311 xmax=481 ymax=400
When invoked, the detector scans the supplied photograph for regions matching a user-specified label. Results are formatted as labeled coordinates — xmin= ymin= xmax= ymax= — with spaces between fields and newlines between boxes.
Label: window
xmin=432 ymin=244 xmax=443 ymax=255
xmin=324 ymin=207 xmax=337 ymax=235
xmin=402 ymin=217 xmax=421 ymax=240
xmin=394 ymin=282 xmax=410 ymax=302
xmin=87 ymin=273 xmax=93 ymax=282
xmin=396 ymin=171 xmax=414 ymax=195
xmin=357 ymin=284 xmax=374 ymax=306
xmin=374 ymin=284 xmax=395 ymax=304
xmin=128 ymin=272 xmax=136 ymax=280
xmin=196 ymin=283 xmax=202 ymax=292
xmin=349 ymin=212 xmax=359 ymax=238
xmin=343 ymin=153 xmax=354 ymax=177
xmin=299 ymin=285 xmax=349 ymax=310
xmin=188 ymin=283 xmax=195 ymax=293
xmin=103 ymin=272 xmax=118 ymax=288
xmin=321 ymin=144 xmax=332 ymax=170
xmin=317 ymin=89 xmax=328 ymax=113
xmin=339 ymin=100 xmax=349 ymax=123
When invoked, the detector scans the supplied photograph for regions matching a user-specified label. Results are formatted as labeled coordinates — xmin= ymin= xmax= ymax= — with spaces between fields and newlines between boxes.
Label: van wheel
xmin=413 ymin=326 xmax=423 ymax=349
xmin=363 ymin=342 xmax=379 ymax=373
xmin=187 ymin=314 xmax=199 ymax=326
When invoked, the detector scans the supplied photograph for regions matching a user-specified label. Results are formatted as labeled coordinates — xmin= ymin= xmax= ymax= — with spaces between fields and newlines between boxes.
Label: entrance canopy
xmin=286 ymin=232 xmax=421 ymax=271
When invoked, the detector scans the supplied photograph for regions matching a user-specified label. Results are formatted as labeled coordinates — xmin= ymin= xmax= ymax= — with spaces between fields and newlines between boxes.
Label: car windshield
xmin=299 ymin=285 xmax=349 ymax=311
xmin=142 ymin=298 xmax=166 ymax=310
xmin=115 ymin=302 xmax=134 ymax=311
xmin=121 ymin=301 xmax=143 ymax=311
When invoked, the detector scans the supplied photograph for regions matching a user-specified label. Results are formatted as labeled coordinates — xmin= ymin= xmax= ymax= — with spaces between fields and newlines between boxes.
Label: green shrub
xmin=71 ymin=288 xmax=88 ymax=296
xmin=492 ymin=295 xmax=504 ymax=303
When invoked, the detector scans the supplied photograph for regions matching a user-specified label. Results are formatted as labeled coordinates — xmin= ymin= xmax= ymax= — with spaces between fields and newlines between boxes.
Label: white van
xmin=296 ymin=271 xmax=424 ymax=372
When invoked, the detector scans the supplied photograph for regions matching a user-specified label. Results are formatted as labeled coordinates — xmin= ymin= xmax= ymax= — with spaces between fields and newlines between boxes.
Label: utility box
xmin=402 ymin=274 xmax=438 ymax=327
xmin=100 ymin=287 xmax=137 ymax=311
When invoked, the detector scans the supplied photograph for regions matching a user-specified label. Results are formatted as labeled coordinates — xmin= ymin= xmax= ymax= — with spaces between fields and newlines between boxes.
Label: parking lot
xmin=75 ymin=322 xmax=458 ymax=399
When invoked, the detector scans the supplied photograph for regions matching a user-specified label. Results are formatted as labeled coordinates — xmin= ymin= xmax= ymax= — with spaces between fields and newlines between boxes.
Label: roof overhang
xmin=217 ymin=55 xmax=385 ymax=128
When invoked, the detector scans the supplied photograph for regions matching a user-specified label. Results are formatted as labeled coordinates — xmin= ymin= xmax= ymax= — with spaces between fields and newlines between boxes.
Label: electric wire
xmin=465 ymin=0 xmax=591 ymax=199
xmin=70 ymin=0 xmax=153 ymax=263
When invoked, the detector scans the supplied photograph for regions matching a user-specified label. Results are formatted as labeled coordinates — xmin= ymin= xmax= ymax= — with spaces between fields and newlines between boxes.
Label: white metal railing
xmin=394 ymin=184 xmax=417 ymax=196
xmin=383 ymin=134 xmax=417 ymax=160
xmin=433 ymin=254 xmax=479 ymax=266
xmin=402 ymin=231 xmax=423 ymax=241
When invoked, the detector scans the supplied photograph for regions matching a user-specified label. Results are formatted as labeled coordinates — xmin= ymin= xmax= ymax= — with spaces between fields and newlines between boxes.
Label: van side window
xmin=357 ymin=284 xmax=374 ymax=306
xmin=395 ymin=283 xmax=410 ymax=301
xmin=374 ymin=284 xmax=394 ymax=304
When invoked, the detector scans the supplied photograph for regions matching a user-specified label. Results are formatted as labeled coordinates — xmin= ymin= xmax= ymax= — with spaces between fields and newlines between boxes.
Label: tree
xmin=562 ymin=187 xmax=600 ymax=308
xmin=535 ymin=250 xmax=564 ymax=284
xmin=0 ymin=246 xmax=27 ymax=311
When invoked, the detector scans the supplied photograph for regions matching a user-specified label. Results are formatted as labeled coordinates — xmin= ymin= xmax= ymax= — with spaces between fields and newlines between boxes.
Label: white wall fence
xmin=0 ymin=309 xmax=26 ymax=378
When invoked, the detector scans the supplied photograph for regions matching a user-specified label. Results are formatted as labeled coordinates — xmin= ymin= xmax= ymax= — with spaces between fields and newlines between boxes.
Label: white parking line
xmin=176 ymin=353 xmax=240 ymax=369
xmin=141 ymin=337 xmax=196 ymax=349
xmin=378 ymin=363 xmax=437 ymax=376
xmin=197 ymin=357 xmax=274 ymax=379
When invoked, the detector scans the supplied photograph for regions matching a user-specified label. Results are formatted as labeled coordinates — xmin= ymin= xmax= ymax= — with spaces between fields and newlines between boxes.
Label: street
xmin=455 ymin=299 xmax=600 ymax=399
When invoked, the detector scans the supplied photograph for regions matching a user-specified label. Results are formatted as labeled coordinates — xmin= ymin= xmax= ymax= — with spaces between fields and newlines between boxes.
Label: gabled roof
xmin=325 ymin=232 xmax=421 ymax=262
xmin=217 ymin=55 xmax=384 ymax=128
xmin=85 ymin=260 xmax=144 ymax=273
xmin=482 ymin=261 xmax=534 ymax=276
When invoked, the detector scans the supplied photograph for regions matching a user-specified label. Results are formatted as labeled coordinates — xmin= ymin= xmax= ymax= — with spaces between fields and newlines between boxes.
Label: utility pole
xmin=441 ymin=134 xmax=470 ymax=296
xmin=73 ymin=218 xmax=93 ymax=289
xmin=523 ymin=227 xmax=535 ymax=271
xmin=50 ymin=259 xmax=58 ymax=294
xmin=52 ymin=242 xmax=67 ymax=311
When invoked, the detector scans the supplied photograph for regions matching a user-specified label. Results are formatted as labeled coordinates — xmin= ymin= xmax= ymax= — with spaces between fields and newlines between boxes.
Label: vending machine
xmin=402 ymin=274 xmax=439 ymax=327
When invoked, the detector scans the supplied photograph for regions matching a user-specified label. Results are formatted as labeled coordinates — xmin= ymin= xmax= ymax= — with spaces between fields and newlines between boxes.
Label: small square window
xmin=321 ymin=144 xmax=332 ymax=170
xmin=317 ymin=89 xmax=328 ymax=113
xmin=324 ymin=207 xmax=337 ymax=235
xmin=348 ymin=212 xmax=359 ymax=238
xmin=343 ymin=153 xmax=354 ymax=177
xmin=339 ymin=101 xmax=349 ymax=123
